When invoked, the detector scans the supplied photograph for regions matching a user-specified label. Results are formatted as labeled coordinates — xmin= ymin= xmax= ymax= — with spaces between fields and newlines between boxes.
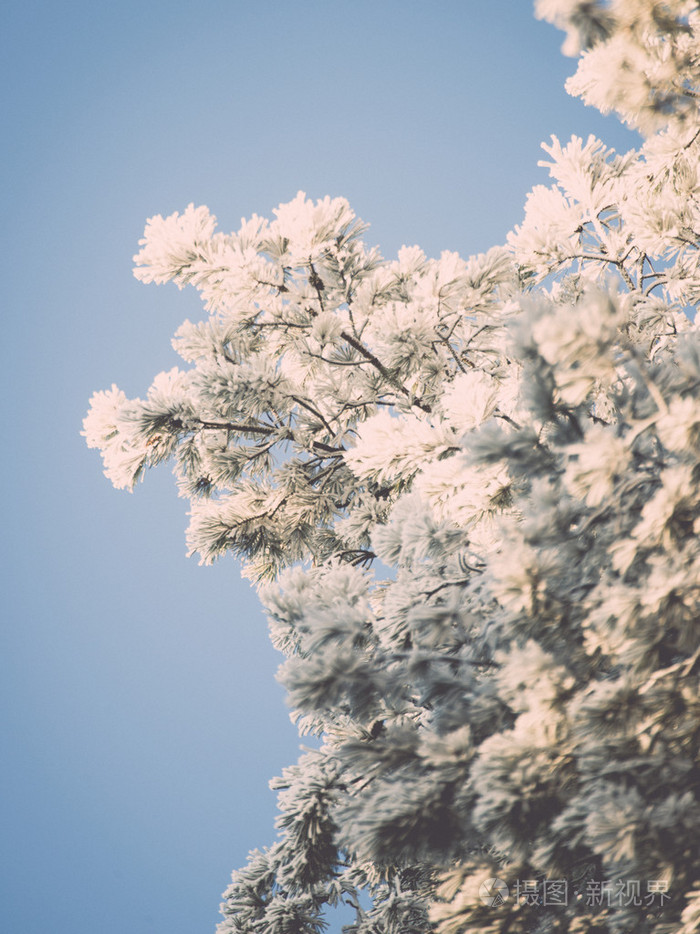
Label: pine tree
xmin=84 ymin=3 xmax=700 ymax=933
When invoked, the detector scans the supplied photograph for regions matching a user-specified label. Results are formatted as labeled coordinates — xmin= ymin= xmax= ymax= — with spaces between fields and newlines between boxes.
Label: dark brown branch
xmin=189 ymin=417 xmax=345 ymax=454
xmin=311 ymin=440 xmax=346 ymax=455
xmin=339 ymin=328 xmax=432 ymax=413
xmin=192 ymin=419 xmax=278 ymax=435
xmin=303 ymin=264 xmax=433 ymax=413
xmin=290 ymin=394 xmax=335 ymax=435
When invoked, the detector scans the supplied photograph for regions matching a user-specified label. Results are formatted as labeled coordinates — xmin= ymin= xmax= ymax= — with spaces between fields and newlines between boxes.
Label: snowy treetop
xmin=85 ymin=3 xmax=700 ymax=934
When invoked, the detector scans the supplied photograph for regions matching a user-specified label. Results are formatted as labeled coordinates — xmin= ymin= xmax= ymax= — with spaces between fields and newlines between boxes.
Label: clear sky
xmin=1 ymin=3 xmax=639 ymax=933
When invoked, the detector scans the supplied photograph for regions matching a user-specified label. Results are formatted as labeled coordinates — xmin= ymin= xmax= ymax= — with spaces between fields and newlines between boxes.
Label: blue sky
xmin=1 ymin=3 xmax=639 ymax=932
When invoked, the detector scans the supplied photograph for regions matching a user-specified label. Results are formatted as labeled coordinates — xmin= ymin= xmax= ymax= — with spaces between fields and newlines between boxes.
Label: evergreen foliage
xmin=85 ymin=3 xmax=700 ymax=932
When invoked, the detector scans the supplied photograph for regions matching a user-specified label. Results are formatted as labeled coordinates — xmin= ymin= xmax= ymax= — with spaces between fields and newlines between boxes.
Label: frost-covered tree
xmin=84 ymin=3 xmax=700 ymax=933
